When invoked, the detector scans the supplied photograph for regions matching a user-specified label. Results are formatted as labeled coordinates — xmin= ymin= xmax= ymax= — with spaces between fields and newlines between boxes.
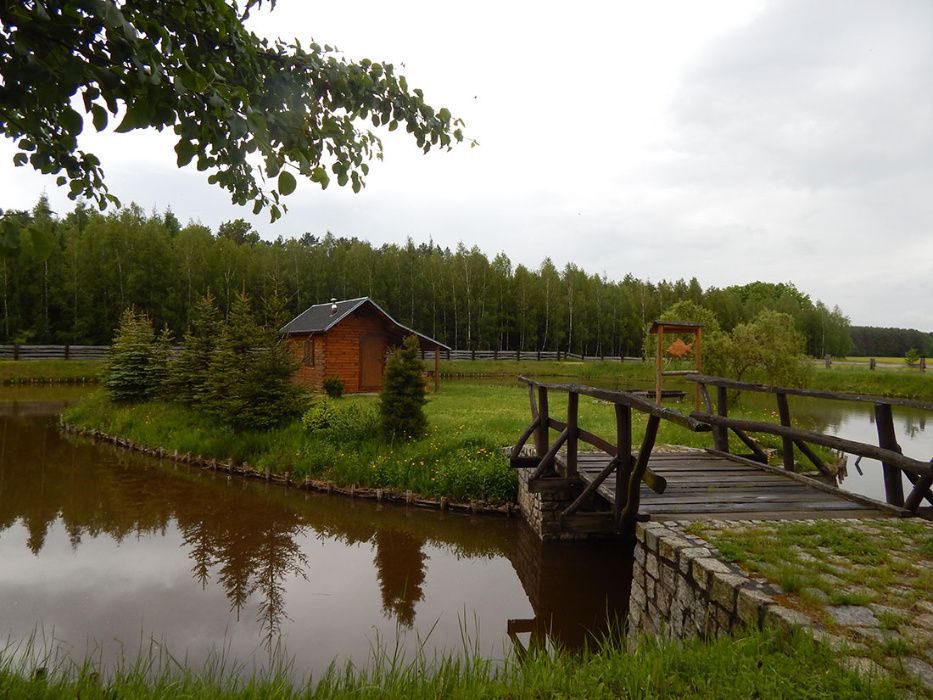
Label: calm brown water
xmin=0 ymin=389 xmax=631 ymax=679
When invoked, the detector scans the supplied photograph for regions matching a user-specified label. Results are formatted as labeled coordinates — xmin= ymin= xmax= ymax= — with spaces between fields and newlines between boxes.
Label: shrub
xmin=302 ymin=396 xmax=336 ymax=431
xmin=301 ymin=397 xmax=379 ymax=444
xmin=380 ymin=335 xmax=427 ymax=440
xmin=149 ymin=324 xmax=174 ymax=398
xmin=724 ymin=310 xmax=811 ymax=386
xmin=328 ymin=403 xmax=379 ymax=443
xmin=904 ymin=348 xmax=920 ymax=367
xmin=323 ymin=376 xmax=344 ymax=398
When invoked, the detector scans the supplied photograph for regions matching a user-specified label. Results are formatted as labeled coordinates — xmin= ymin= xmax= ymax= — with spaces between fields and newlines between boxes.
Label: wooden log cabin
xmin=281 ymin=297 xmax=450 ymax=394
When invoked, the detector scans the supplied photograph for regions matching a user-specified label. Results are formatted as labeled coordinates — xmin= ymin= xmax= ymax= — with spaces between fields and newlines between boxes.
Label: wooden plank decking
xmin=577 ymin=450 xmax=893 ymax=521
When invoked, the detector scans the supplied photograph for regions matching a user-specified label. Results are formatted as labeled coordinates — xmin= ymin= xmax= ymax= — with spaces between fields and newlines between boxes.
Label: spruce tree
xmin=203 ymin=291 xmax=302 ymax=430
xmin=166 ymin=292 xmax=220 ymax=405
xmin=148 ymin=324 xmax=174 ymax=399
xmin=105 ymin=308 xmax=156 ymax=402
xmin=380 ymin=335 xmax=427 ymax=440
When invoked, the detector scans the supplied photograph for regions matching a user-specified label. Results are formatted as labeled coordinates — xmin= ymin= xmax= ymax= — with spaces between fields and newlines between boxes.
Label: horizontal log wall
xmin=324 ymin=307 xmax=392 ymax=394
xmin=287 ymin=334 xmax=325 ymax=392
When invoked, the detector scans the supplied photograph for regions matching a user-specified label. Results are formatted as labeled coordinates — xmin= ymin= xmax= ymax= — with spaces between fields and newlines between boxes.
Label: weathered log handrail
xmin=510 ymin=376 xmax=711 ymax=531
xmin=517 ymin=377 xmax=713 ymax=432
xmin=685 ymin=373 xmax=932 ymax=513
xmin=689 ymin=412 xmax=933 ymax=479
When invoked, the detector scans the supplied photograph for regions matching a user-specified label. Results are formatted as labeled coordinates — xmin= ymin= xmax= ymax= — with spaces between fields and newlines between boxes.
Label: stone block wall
xmin=516 ymin=468 xmax=567 ymax=540
xmin=516 ymin=468 xmax=598 ymax=541
xmin=627 ymin=521 xmax=807 ymax=640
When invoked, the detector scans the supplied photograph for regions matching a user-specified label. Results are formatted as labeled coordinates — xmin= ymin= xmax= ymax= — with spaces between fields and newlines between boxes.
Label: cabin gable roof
xmin=281 ymin=297 xmax=450 ymax=350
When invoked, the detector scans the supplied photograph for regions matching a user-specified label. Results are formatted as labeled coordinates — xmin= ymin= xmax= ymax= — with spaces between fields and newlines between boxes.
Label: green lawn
xmin=440 ymin=357 xmax=933 ymax=402
xmin=0 ymin=359 xmax=103 ymax=383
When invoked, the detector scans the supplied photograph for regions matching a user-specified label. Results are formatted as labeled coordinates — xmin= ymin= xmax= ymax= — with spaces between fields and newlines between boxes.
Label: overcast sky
xmin=2 ymin=0 xmax=931 ymax=329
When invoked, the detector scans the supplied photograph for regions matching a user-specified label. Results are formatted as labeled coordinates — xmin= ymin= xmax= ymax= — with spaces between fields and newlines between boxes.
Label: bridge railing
xmin=509 ymin=376 xmax=710 ymax=531
xmin=685 ymin=374 xmax=933 ymax=513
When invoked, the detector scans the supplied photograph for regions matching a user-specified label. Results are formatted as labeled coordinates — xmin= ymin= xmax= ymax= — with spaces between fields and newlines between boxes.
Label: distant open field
xmin=0 ymin=359 xmax=103 ymax=383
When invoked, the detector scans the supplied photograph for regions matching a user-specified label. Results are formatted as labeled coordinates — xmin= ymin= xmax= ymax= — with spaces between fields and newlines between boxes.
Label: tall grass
xmin=0 ymin=625 xmax=901 ymax=698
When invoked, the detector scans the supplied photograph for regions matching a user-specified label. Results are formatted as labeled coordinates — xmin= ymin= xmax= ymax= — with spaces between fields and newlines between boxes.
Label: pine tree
xmin=105 ymin=308 xmax=156 ymax=402
xmin=380 ymin=335 xmax=427 ymax=440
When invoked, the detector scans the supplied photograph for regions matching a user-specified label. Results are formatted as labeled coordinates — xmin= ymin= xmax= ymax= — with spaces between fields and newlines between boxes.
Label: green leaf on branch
xmin=278 ymin=170 xmax=296 ymax=196
xmin=61 ymin=108 xmax=84 ymax=135
xmin=91 ymin=104 xmax=108 ymax=131
xmin=175 ymin=140 xmax=197 ymax=167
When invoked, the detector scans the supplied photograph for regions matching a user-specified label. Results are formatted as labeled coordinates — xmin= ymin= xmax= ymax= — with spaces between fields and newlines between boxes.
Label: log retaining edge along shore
xmin=58 ymin=421 xmax=517 ymax=518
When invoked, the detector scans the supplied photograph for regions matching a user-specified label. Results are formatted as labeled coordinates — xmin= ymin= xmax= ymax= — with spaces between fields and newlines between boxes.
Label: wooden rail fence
xmin=430 ymin=349 xmax=644 ymax=362
xmin=686 ymin=374 xmax=933 ymax=514
xmin=0 ymin=344 xmax=109 ymax=360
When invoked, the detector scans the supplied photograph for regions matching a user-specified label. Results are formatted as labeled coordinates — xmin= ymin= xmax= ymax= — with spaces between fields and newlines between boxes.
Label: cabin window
xmin=303 ymin=335 xmax=315 ymax=366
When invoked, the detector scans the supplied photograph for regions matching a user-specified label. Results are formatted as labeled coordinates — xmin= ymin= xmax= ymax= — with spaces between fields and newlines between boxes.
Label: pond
xmin=0 ymin=387 xmax=630 ymax=681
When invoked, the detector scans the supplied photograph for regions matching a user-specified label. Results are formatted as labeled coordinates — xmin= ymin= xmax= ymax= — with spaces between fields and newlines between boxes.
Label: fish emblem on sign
xmin=665 ymin=338 xmax=693 ymax=358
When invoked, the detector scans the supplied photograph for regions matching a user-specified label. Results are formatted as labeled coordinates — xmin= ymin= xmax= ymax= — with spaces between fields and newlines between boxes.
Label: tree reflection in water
xmin=0 ymin=414 xmax=503 ymax=650
xmin=1 ymin=411 xmax=636 ymax=660
xmin=372 ymin=529 xmax=427 ymax=627
xmin=0 ymin=415 xmax=310 ymax=649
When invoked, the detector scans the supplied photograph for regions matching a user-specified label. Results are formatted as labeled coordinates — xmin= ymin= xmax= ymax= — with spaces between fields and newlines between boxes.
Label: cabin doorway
xmin=359 ymin=334 xmax=386 ymax=392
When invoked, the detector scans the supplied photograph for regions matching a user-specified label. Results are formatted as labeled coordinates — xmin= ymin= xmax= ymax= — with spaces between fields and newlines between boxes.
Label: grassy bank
xmin=0 ymin=626 xmax=900 ymax=699
xmin=63 ymin=383 xmax=828 ymax=504
xmin=63 ymin=387 xmax=517 ymax=504
xmin=809 ymin=366 xmax=933 ymax=401
xmin=0 ymin=359 xmax=103 ymax=383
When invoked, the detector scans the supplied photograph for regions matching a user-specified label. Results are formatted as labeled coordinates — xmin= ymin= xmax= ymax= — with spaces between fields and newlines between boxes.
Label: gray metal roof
xmin=280 ymin=297 xmax=450 ymax=350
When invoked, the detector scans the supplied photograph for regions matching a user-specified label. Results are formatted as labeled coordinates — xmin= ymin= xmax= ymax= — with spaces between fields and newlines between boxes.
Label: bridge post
xmin=566 ymin=392 xmax=578 ymax=478
xmin=775 ymin=392 xmax=796 ymax=472
xmin=614 ymin=405 xmax=633 ymax=524
xmin=535 ymin=387 xmax=549 ymax=458
xmin=715 ymin=386 xmax=729 ymax=453
xmin=874 ymin=403 xmax=905 ymax=507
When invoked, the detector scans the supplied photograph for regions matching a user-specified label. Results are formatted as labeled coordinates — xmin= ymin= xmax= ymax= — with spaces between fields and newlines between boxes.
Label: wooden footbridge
xmin=509 ymin=376 xmax=933 ymax=537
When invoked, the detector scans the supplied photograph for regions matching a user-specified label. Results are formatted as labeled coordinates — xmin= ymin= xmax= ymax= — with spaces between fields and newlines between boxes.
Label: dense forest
xmin=2 ymin=197 xmax=858 ymax=356
xmin=849 ymin=326 xmax=933 ymax=358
